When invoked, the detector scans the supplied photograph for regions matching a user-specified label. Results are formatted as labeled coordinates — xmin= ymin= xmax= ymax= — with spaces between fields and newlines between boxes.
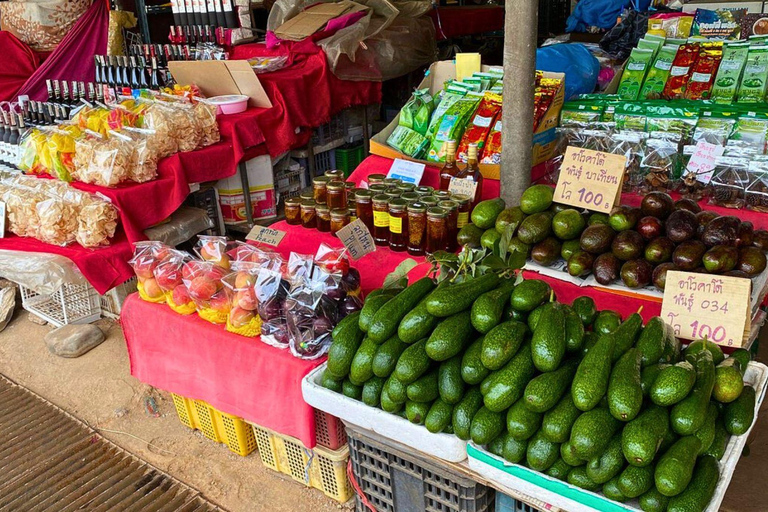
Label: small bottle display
xmin=453 ymin=194 xmax=471 ymax=229
xmin=313 ymin=176 xmax=330 ymax=204
xmin=285 ymin=197 xmax=302 ymax=225
xmin=330 ymin=208 xmax=350 ymax=236
xmin=326 ymin=181 xmax=347 ymax=210
xmin=426 ymin=207 xmax=448 ymax=255
xmin=439 ymin=140 xmax=459 ymax=190
xmin=316 ymin=203 xmax=331 ymax=232
xmin=388 ymin=198 xmax=408 ymax=252
xmin=301 ymin=200 xmax=316 ymax=229
xmin=372 ymin=194 xmax=390 ymax=246
xmin=355 ymin=189 xmax=373 ymax=230
xmin=407 ymin=202 xmax=427 ymax=256
xmin=457 ymin=143 xmax=483 ymax=210
xmin=439 ymin=200 xmax=459 ymax=252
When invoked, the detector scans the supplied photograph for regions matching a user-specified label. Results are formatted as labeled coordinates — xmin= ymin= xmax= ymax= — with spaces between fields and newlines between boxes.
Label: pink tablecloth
xmin=121 ymin=293 xmax=324 ymax=448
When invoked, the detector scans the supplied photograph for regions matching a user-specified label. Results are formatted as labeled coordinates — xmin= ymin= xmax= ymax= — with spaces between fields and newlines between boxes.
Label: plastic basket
xmin=100 ymin=277 xmax=138 ymax=320
xmin=346 ymin=424 xmax=494 ymax=512
xmin=296 ymin=150 xmax=337 ymax=177
xmin=20 ymin=282 xmax=102 ymax=328
xmin=313 ymin=115 xmax=346 ymax=147
xmin=171 ymin=393 xmax=257 ymax=457
xmin=335 ymin=145 xmax=364 ymax=176
xmin=250 ymin=422 xmax=353 ymax=503
xmin=497 ymin=492 xmax=544 ymax=512
xmin=314 ymin=409 xmax=347 ymax=450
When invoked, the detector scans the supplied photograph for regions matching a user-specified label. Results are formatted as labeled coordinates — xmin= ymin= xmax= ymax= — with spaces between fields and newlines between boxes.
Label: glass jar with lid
xmin=388 ymin=198 xmax=408 ymax=252
xmin=420 ymin=196 xmax=439 ymax=208
xmin=407 ymin=202 xmax=427 ymax=256
xmin=383 ymin=177 xmax=401 ymax=187
xmin=433 ymin=190 xmax=451 ymax=201
xmin=285 ymin=197 xmax=302 ymax=225
xmin=426 ymin=207 xmax=448 ymax=254
xmin=301 ymin=200 xmax=317 ymax=229
xmin=385 ymin=190 xmax=402 ymax=201
xmin=313 ymin=176 xmax=330 ymax=204
xmin=415 ymin=186 xmax=434 ymax=197
xmin=325 ymin=170 xmax=345 ymax=181
xmin=300 ymin=189 xmax=314 ymax=201
xmin=397 ymin=182 xmax=416 ymax=193
xmin=368 ymin=173 xmax=386 ymax=185
xmin=348 ymin=205 xmax=358 ymax=223
xmin=439 ymin=200 xmax=459 ymax=252
xmin=316 ymin=203 xmax=331 ymax=232
xmin=372 ymin=194 xmax=390 ymax=246
xmin=355 ymin=189 xmax=373 ymax=229
xmin=369 ymin=184 xmax=388 ymax=195
xmin=401 ymin=191 xmax=420 ymax=204
xmin=452 ymin=194 xmax=471 ymax=229
xmin=326 ymin=181 xmax=347 ymax=210
xmin=330 ymin=208 xmax=350 ymax=236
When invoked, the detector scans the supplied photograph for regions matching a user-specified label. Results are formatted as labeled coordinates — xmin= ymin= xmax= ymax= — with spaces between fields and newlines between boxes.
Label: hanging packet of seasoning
xmin=684 ymin=43 xmax=724 ymax=99
xmin=711 ymin=42 xmax=750 ymax=103
xmin=617 ymin=48 xmax=655 ymax=100
xmin=663 ymin=43 xmax=701 ymax=99
xmin=640 ymin=44 xmax=681 ymax=99
xmin=737 ymin=45 xmax=768 ymax=103
xmin=480 ymin=109 xmax=502 ymax=165
xmin=427 ymin=93 xmax=482 ymax=162
xmin=457 ymin=93 xmax=502 ymax=163
xmin=692 ymin=8 xmax=746 ymax=40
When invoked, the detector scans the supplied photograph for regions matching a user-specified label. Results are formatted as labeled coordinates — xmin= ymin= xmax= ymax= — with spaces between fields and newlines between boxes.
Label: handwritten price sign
xmin=246 ymin=225 xmax=287 ymax=246
xmin=448 ymin=176 xmax=478 ymax=201
xmin=553 ymin=147 xmax=627 ymax=213
xmin=660 ymin=271 xmax=751 ymax=347
xmin=336 ymin=219 xmax=376 ymax=260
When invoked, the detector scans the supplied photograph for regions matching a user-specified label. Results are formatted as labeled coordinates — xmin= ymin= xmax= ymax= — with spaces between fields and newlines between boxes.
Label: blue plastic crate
xmin=496 ymin=492 xmax=544 ymax=512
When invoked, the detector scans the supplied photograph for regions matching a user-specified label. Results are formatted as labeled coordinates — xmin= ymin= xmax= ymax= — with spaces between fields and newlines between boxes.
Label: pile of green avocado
xmin=323 ymin=275 xmax=757 ymax=512
xmin=458 ymin=185 xmax=768 ymax=291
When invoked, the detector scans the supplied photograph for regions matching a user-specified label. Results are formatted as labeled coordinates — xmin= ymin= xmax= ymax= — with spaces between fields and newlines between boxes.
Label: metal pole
xmin=500 ymin=1 xmax=538 ymax=205
xmin=238 ymin=161 xmax=255 ymax=228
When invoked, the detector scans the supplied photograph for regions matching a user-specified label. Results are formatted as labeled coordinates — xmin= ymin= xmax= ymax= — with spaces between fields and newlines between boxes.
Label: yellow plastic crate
xmin=171 ymin=394 xmax=257 ymax=457
xmin=250 ymin=423 xmax=353 ymax=503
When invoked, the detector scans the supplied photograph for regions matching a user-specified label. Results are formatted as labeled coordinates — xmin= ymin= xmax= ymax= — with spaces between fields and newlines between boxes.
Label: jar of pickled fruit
xmin=316 ymin=203 xmax=331 ymax=232
xmin=368 ymin=173 xmax=386 ymax=185
xmin=301 ymin=200 xmax=316 ymax=229
xmin=326 ymin=181 xmax=347 ymax=210
xmin=312 ymin=176 xmax=330 ymax=204
xmin=426 ymin=207 xmax=447 ymax=254
xmin=433 ymin=190 xmax=451 ymax=201
xmin=369 ymin=184 xmax=388 ymax=195
xmin=421 ymin=196 xmax=439 ymax=208
xmin=330 ymin=208 xmax=350 ymax=236
xmin=285 ymin=197 xmax=302 ymax=226
xmin=407 ymin=202 xmax=427 ymax=256
xmin=372 ymin=194 xmax=390 ymax=246
xmin=439 ymin=200 xmax=459 ymax=252
xmin=401 ymin=192 xmax=420 ymax=204
xmin=325 ymin=170 xmax=345 ymax=181
xmin=453 ymin=194 xmax=471 ymax=229
xmin=388 ymin=198 xmax=408 ymax=252
xmin=397 ymin=182 xmax=416 ymax=193
xmin=415 ymin=185 xmax=434 ymax=197
xmin=355 ymin=189 xmax=373 ymax=230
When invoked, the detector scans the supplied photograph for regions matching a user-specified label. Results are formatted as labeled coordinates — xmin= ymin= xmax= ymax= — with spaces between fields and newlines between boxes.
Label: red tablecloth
xmin=121 ymin=294 xmax=324 ymax=447
xmin=428 ymin=6 xmax=505 ymax=40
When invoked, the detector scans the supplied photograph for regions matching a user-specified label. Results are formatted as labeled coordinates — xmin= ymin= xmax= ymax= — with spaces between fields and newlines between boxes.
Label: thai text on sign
xmin=660 ymin=271 xmax=751 ymax=347
xmin=246 ymin=225 xmax=287 ymax=246
xmin=337 ymin=219 xmax=376 ymax=260
xmin=553 ymin=147 xmax=627 ymax=213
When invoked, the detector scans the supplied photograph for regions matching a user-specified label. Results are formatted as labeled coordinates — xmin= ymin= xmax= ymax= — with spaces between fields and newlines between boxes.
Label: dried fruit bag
xmin=182 ymin=260 xmax=229 ymax=323
xmin=130 ymin=241 xmax=172 ymax=303
xmin=617 ymin=48 xmax=654 ymax=100
xmin=222 ymin=262 xmax=262 ymax=337
xmin=457 ymin=93 xmax=502 ymax=163
xmin=154 ymin=249 xmax=196 ymax=314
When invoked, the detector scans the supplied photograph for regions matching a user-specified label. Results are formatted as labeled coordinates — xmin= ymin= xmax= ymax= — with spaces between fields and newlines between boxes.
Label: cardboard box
xmin=369 ymin=61 xmax=565 ymax=180
xmin=274 ymin=1 xmax=368 ymax=41
xmin=168 ymin=60 xmax=272 ymax=109
xmin=216 ymin=155 xmax=277 ymax=224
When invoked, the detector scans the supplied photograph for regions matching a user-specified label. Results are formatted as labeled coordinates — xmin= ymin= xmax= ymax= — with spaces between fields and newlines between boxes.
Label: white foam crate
xmin=302 ymin=363 xmax=468 ymax=462
xmin=100 ymin=277 xmax=138 ymax=320
xmin=21 ymin=282 xmax=102 ymax=328
xmin=467 ymin=361 xmax=768 ymax=512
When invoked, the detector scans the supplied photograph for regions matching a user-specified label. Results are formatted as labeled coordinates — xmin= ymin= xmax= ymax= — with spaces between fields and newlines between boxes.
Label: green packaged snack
xmin=427 ymin=94 xmax=482 ymax=162
xmin=738 ymin=45 xmax=768 ymax=103
xmin=615 ymin=102 xmax=648 ymax=131
xmin=638 ymin=38 xmax=663 ymax=60
xmin=617 ymin=48 xmax=655 ymax=100
xmin=387 ymin=125 xmax=429 ymax=158
xmin=559 ymin=101 xmax=604 ymax=127
xmin=749 ymin=35 xmax=768 ymax=46
xmin=640 ymin=45 xmax=680 ymax=99
xmin=645 ymin=104 xmax=699 ymax=142
xmin=731 ymin=113 xmax=768 ymax=147
xmin=711 ymin=42 xmax=749 ymax=103
xmin=400 ymin=89 xmax=434 ymax=135
xmin=667 ymin=38 xmax=688 ymax=46
xmin=427 ymin=91 xmax=463 ymax=139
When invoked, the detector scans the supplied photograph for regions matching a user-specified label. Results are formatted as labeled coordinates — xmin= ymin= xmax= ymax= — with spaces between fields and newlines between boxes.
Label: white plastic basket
xmin=100 ymin=277 xmax=138 ymax=320
xmin=21 ymin=282 xmax=102 ymax=328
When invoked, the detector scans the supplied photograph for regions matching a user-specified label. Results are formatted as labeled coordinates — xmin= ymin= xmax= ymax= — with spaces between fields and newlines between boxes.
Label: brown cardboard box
xmin=274 ymin=1 xmax=368 ymax=41
xmin=168 ymin=60 xmax=273 ymax=109
xmin=369 ymin=60 xmax=564 ymax=180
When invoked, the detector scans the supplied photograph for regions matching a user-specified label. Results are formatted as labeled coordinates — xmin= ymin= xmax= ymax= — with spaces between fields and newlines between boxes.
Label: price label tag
xmin=246 ymin=225 xmax=287 ymax=246
xmin=387 ymin=158 xmax=425 ymax=185
xmin=448 ymin=176 xmax=478 ymax=201
xmin=336 ymin=219 xmax=376 ymax=260
xmin=686 ymin=141 xmax=725 ymax=184
xmin=660 ymin=271 xmax=751 ymax=347
xmin=0 ymin=201 xmax=5 ymax=238
xmin=553 ymin=147 xmax=627 ymax=213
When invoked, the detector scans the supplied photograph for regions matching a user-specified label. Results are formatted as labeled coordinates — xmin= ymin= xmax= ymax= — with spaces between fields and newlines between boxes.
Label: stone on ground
xmin=0 ymin=287 xmax=14 ymax=333
xmin=44 ymin=324 xmax=105 ymax=358
xmin=27 ymin=313 xmax=48 ymax=326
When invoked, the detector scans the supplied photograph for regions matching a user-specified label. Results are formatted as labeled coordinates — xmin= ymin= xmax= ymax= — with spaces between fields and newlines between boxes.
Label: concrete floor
xmin=0 ymin=306 xmax=765 ymax=512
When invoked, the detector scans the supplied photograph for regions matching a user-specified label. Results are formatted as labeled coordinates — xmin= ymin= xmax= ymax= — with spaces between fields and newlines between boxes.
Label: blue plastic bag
xmin=565 ymin=0 xmax=650 ymax=33
xmin=536 ymin=44 xmax=600 ymax=99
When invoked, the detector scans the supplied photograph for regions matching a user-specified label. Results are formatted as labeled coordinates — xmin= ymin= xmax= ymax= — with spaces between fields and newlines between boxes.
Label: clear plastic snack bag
xmin=129 ymin=241 xmax=172 ymax=303
xmin=195 ymin=235 xmax=233 ymax=270
xmin=708 ymin=156 xmax=750 ymax=209
xmin=284 ymin=267 xmax=341 ymax=360
xmin=193 ymin=99 xmax=220 ymax=148
xmin=73 ymin=130 xmax=133 ymax=187
xmin=745 ymin=157 xmax=768 ymax=212
xmin=222 ymin=261 xmax=262 ymax=337
xmin=611 ymin=131 xmax=647 ymax=193
xmin=314 ymin=244 xmax=363 ymax=317
xmin=75 ymin=198 xmax=119 ymax=248
xmin=121 ymin=126 xmax=159 ymax=183
xmin=255 ymin=267 xmax=291 ymax=348
xmin=641 ymin=132 xmax=682 ymax=193
xmin=181 ymin=259 xmax=229 ymax=323
xmin=154 ymin=249 xmax=196 ymax=314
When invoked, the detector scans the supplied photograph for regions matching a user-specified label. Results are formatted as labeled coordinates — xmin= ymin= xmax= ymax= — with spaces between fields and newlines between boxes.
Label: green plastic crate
xmin=335 ymin=145 xmax=364 ymax=176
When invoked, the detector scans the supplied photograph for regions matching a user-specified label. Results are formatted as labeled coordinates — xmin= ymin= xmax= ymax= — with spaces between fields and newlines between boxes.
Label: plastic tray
xmin=20 ymin=282 xmax=102 ymax=327
xmin=302 ymin=363 xmax=468 ymax=462
xmin=467 ymin=362 xmax=768 ymax=512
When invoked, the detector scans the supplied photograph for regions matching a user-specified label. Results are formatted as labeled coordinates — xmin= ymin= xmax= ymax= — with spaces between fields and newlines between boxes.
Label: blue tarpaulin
xmin=536 ymin=44 xmax=600 ymax=99
xmin=566 ymin=0 xmax=652 ymax=32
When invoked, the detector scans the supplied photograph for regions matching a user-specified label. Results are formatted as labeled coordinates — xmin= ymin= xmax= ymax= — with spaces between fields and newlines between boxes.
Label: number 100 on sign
xmin=553 ymin=147 xmax=628 ymax=214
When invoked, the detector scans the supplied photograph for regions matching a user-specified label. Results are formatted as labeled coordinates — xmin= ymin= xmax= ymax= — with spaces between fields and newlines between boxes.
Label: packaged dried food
xmin=480 ymin=111 xmax=502 ymax=164
xmin=640 ymin=44 xmax=680 ymax=99
xmin=386 ymin=125 xmax=429 ymax=159
xmin=76 ymin=200 xmax=118 ymax=248
xmin=708 ymin=156 xmax=750 ymax=208
xmin=663 ymin=44 xmax=700 ymax=99
xmin=181 ymin=259 xmax=229 ymax=323
xmin=684 ymin=43 xmax=723 ymax=100
xmin=711 ymin=42 xmax=749 ymax=103
xmin=457 ymin=92 xmax=502 ymax=163
xmin=193 ymin=99 xmax=220 ymax=147
xmin=559 ymin=102 xmax=603 ymax=128
xmin=400 ymin=88 xmax=434 ymax=136
xmin=692 ymin=7 xmax=746 ymax=39
xmin=611 ymin=131 xmax=647 ymax=193
xmin=737 ymin=45 xmax=768 ymax=103
xmin=427 ymin=94 xmax=482 ymax=162
xmin=284 ymin=266 xmax=341 ymax=360
xmin=642 ymin=133 xmax=682 ymax=192
xmin=745 ymin=158 xmax=768 ymax=212
xmin=617 ymin=48 xmax=654 ymax=100
xmin=72 ymin=130 xmax=133 ymax=187
xmin=45 ymin=125 xmax=80 ymax=182
xmin=120 ymin=127 xmax=159 ymax=183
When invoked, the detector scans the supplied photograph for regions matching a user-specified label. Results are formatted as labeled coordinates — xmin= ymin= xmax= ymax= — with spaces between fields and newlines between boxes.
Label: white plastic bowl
xmin=207 ymin=94 xmax=249 ymax=115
